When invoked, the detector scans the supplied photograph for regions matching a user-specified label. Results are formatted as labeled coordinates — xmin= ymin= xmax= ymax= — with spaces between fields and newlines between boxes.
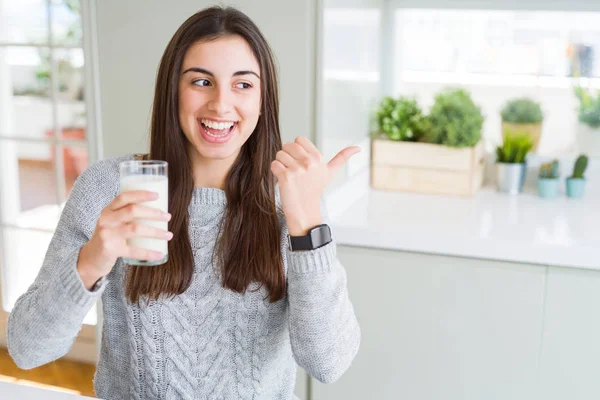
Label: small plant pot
xmin=566 ymin=178 xmax=586 ymax=198
xmin=537 ymin=178 xmax=560 ymax=198
xmin=496 ymin=162 xmax=527 ymax=195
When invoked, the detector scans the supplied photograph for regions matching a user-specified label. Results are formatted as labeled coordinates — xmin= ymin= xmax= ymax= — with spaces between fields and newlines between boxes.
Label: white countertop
xmin=327 ymin=168 xmax=599 ymax=270
xmin=0 ymin=382 xmax=95 ymax=399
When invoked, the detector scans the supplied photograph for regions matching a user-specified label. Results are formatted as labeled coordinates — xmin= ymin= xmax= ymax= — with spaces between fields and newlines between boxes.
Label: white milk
xmin=119 ymin=174 xmax=169 ymax=256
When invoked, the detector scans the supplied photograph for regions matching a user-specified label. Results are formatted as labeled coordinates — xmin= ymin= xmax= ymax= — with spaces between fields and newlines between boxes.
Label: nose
xmin=207 ymin=86 xmax=233 ymax=115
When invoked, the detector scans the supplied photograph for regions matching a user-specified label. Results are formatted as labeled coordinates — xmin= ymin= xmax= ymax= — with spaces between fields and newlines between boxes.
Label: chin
xmin=195 ymin=144 xmax=239 ymax=161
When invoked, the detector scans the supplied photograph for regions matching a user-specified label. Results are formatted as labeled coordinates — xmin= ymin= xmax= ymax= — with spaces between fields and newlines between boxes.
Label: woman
xmin=7 ymin=6 xmax=360 ymax=399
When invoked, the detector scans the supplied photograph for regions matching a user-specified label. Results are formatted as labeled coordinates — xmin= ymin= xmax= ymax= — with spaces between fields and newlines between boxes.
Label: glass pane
xmin=55 ymin=48 xmax=84 ymax=101
xmin=0 ymin=0 xmax=49 ymax=45
xmin=323 ymin=8 xmax=380 ymax=78
xmin=63 ymin=141 xmax=88 ymax=198
xmin=393 ymin=9 xmax=600 ymax=157
xmin=0 ymin=140 xmax=61 ymax=230
xmin=83 ymin=304 xmax=97 ymax=325
xmin=0 ymin=227 xmax=53 ymax=312
xmin=0 ymin=225 xmax=97 ymax=325
xmin=396 ymin=10 xmax=600 ymax=78
xmin=2 ymin=46 xmax=53 ymax=139
xmin=320 ymin=5 xmax=381 ymax=171
xmin=51 ymin=0 xmax=82 ymax=46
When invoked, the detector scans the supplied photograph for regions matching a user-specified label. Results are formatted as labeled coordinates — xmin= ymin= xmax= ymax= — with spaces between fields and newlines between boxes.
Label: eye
xmin=235 ymin=82 xmax=252 ymax=89
xmin=192 ymin=79 xmax=211 ymax=87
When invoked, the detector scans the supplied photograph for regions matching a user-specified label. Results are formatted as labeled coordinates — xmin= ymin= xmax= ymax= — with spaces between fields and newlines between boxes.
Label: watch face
xmin=310 ymin=224 xmax=331 ymax=247
xmin=305 ymin=224 xmax=330 ymax=250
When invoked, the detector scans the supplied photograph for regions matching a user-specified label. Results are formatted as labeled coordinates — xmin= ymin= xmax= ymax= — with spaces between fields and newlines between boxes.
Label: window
xmin=317 ymin=4 xmax=381 ymax=184
xmin=392 ymin=8 xmax=600 ymax=156
xmin=0 ymin=0 xmax=97 ymax=327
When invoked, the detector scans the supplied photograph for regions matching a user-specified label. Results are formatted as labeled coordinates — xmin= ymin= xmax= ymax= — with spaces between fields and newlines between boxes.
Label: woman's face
xmin=178 ymin=35 xmax=261 ymax=162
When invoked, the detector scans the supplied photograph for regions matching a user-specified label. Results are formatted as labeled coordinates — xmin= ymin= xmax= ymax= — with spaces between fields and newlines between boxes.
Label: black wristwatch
xmin=90 ymin=276 xmax=106 ymax=292
xmin=288 ymin=224 xmax=332 ymax=251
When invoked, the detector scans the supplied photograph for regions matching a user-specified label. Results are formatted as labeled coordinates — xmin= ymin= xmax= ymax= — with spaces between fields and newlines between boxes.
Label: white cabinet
xmin=538 ymin=267 xmax=600 ymax=400
xmin=295 ymin=367 xmax=308 ymax=399
xmin=311 ymin=246 xmax=546 ymax=400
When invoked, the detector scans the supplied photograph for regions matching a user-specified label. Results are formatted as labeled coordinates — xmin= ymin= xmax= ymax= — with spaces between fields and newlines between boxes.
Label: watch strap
xmin=288 ymin=224 xmax=332 ymax=251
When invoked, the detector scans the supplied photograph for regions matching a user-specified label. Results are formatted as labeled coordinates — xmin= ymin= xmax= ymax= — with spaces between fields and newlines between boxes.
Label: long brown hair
xmin=126 ymin=6 xmax=285 ymax=303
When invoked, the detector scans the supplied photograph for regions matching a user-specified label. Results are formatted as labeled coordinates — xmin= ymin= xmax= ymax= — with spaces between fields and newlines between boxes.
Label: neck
xmin=188 ymin=147 xmax=238 ymax=190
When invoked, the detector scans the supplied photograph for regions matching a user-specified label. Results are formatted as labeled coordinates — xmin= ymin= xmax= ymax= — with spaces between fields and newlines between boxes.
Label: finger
xmin=125 ymin=246 xmax=166 ymax=262
xmin=276 ymin=150 xmax=297 ymax=169
xmin=122 ymin=223 xmax=173 ymax=240
xmin=327 ymin=146 xmax=361 ymax=175
xmin=110 ymin=190 xmax=158 ymax=211
xmin=294 ymin=136 xmax=321 ymax=161
xmin=282 ymin=142 xmax=310 ymax=161
xmin=110 ymin=204 xmax=171 ymax=225
xmin=270 ymin=160 xmax=287 ymax=178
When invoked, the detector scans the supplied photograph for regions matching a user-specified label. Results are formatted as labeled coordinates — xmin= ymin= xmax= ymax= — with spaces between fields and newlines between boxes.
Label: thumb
xmin=327 ymin=146 xmax=361 ymax=175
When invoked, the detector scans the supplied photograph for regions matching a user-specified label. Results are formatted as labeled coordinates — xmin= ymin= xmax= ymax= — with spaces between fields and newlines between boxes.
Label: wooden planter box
xmin=371 ymin=137 xmax=485 ymax=196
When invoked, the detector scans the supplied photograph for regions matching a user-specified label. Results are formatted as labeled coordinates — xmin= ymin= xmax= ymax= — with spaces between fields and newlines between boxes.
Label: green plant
xmin=574 ymin=86 xmax=600 ymax=128
xmin=501 ymin=98 xmax=543 ymax=124
xmin=26 ymin=1 xmax=82 ymax=97
xmin=374 ymin=96 xmax=430 ymax=141
xmin=539 ymin=160 xmax=560 ymax=179
xmin=570 ymin=154 xmax=588 ymax=179
xmin=64 ymin=0 xmax=83 ymax=44
xmin=496 ymin=131 xmax=534 ymax=163
xmin=424 ymin=88 xmax=483 ymax=148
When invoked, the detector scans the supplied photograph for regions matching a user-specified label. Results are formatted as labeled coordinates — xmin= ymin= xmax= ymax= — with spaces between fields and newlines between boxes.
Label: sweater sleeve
xmin=285 ymin=199 xmax=361 ymax=384
xmin=6 ymin=159 xmax=117 ymax=370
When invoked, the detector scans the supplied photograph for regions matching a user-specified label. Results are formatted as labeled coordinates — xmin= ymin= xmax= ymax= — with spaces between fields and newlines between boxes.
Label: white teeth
xmin=201 ymin=119 xmax=235 ymax=130
xmin=204 ymin=129 xmax=228 ymax=138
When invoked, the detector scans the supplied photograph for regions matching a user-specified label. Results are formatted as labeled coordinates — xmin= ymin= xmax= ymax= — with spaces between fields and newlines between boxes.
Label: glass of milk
xmin=119 ymin=160 xmax=168 ymax=266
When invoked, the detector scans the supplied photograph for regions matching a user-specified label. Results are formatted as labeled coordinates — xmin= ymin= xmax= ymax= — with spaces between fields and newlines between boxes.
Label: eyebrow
xmin=181 ymin=67 xmax=260 ymax=79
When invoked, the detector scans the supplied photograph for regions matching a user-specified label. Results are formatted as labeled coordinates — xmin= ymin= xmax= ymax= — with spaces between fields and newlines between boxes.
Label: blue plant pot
xmin=537 ymin=178 xmax=560 ymax=199
xmin=566 ymin=178 xmax=586 ymax=198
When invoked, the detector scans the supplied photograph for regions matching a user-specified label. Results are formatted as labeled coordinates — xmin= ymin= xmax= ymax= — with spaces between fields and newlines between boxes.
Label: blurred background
xmin=0 ymin=0 xmax=599 ymax=399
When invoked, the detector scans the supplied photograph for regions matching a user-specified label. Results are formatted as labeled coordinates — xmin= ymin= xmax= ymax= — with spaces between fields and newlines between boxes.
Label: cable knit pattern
xmin=6 ymin=155 xmax=361 ymax=400
xmin=126 ymin=302 xmax=144 ymax=400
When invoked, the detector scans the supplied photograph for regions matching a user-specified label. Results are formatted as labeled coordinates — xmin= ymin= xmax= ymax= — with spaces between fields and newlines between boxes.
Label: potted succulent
xmin=574 ymin=86 xmax=600 ymax=157
xmin=371 ymin=89 xmax=485 ymax=196
xmin=495 ymin=131 xmax=534 ymax=194
xmin=566 ymin=154 xmax=588 ymax=198
xmin=500 ymin=98 xmax=544 ymax=152
xmin=537 ymin=160 xmax=560 ymax=198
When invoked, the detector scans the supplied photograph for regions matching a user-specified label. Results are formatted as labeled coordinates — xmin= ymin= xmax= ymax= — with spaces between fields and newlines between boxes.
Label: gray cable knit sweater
xmin=6 ymin=155 xmax=361 ymax=400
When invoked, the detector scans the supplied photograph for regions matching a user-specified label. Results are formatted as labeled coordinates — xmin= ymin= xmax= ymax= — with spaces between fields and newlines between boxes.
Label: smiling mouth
xmin=199 ymin=119 xmax=238 ymax=137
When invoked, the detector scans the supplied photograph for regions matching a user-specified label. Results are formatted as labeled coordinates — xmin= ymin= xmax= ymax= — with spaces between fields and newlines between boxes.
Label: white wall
xmin=95 ymin=0 xmax=317 ymax=158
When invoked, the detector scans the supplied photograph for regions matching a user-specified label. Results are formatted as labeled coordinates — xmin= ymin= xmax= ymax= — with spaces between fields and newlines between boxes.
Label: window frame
xmin=0 ymin=0 xmax=104 ymax=364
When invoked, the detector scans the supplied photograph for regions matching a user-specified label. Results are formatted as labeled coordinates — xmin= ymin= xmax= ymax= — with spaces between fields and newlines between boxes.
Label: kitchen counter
xmin=326 ymin=167 xmax=599 ymax=270
xmin=0 ymin=382 xmax=95 ymax=400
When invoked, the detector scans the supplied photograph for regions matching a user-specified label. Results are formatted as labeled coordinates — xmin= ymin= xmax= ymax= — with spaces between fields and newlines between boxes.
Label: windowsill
xmin=400 ymin=70 xmax=600 ymax=90
xmin=326 ymin=162 xmax=599 ymax=270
